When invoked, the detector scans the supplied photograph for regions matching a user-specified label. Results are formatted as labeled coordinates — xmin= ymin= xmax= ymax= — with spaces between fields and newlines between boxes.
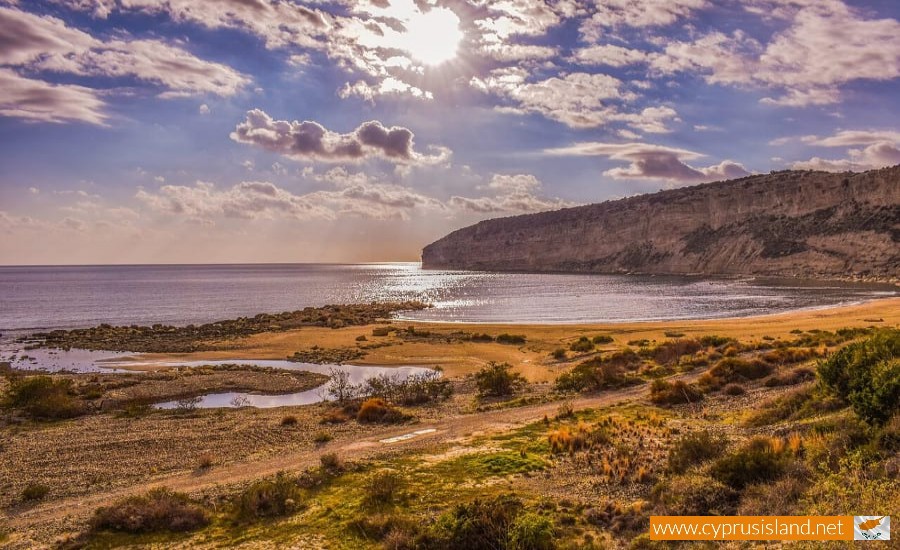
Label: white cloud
xmin=789 ymin=129 xmax=900 ymax=171
xmin=651 ymin=2 xmax=900 ymax=106
xmin=572 ymin=44 xmax=649 ymax=67
xmin=579 ymin=0 xmax=709 ymax=40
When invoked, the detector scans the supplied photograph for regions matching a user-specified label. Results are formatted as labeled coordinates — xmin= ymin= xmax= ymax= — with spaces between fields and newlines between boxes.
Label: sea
xmin=1 ymin=263 xmax=895 ymax=333
xmin=0 ymin=263 xmax=895 ymax=379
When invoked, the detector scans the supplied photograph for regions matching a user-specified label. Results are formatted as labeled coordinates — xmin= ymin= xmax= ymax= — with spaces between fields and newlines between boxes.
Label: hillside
xmin=423 ymin=165 xmax=900 ymax=282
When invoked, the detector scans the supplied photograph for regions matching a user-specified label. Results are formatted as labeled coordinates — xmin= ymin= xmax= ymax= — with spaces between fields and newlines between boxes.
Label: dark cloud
xmin=230 ymin=109 xmax=449 ymax=164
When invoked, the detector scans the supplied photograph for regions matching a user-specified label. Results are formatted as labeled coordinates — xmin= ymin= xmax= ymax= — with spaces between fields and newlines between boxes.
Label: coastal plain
xmin=1 ymin=298 xmax=898 ymax=549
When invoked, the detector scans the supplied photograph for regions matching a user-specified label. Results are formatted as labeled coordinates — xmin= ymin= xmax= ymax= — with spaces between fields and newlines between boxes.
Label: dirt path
xmin=5 ymin=377 xmax=672 ymax=534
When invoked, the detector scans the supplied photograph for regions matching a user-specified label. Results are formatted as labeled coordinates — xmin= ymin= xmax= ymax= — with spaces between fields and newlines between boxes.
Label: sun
xmin=403 ymin=7 xmax=463 ymax=66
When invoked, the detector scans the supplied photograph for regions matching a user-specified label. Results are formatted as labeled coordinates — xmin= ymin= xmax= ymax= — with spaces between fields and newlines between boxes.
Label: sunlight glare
xmin=403 ymin=7 xmax=462 ymax=66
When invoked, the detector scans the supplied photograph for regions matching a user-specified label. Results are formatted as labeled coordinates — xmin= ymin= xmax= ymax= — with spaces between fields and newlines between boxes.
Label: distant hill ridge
xmin=422 ymin=165 xmax=900 ymax=283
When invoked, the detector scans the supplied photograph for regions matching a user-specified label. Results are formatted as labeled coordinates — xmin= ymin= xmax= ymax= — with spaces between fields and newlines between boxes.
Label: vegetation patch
xmin=3 ymin=375 xmax=87 ymax=420
xmin=92 ymin=488 xmax=209 ymax=534
xmin=474 ymin=362 xmax=526 ymax=397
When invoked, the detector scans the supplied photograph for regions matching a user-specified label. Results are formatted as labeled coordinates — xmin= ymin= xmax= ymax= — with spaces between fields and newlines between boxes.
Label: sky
xmin=1 ymin=0 xmax=899 ymax=265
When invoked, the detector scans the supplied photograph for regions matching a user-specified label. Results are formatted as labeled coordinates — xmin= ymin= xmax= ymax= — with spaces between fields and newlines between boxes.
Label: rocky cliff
xmin=422 ymin=165 xmax=900 ymax=282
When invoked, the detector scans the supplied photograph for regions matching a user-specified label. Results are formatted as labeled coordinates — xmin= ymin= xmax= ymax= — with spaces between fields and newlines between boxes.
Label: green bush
xmin=555 ymin=350 xmax=641 ymax=392
xmin=362 ymin=471 xmax=404 ymax=508
xmin=710 ymin=437 xmax=790 ymax=490
xmin=508 ymin=512 xmax=555 ymax=550
xmin=817 ymin=329 xmax=900 ymax=425
xmin=233 ymin=473 xmax=302 ymax=522
xmin=497 ymin=334 xmax=526 ymax=345
xmin=569 ymin=337 xmax=594 ymax=353
xmin=667 ymin=430 xmax=728 ymax=473
xmin=428 ymin=494 xmax=524 ymax=550
xmin=699 ymin=335 xmax=734 ymax=348
xmin=5 ymin=376 xmax=86 ymax=419
xmin=474 ymin=362 xmax=526 ymax=397
xmin=92 ymin=488 xmax=208 ymax=533
xmin=551 ymin=348 xmax=567 ymax=360
xmin=644 ymin=339 xmax=703 ymax=366
xmin=592 ymin=335 xmax=614 ymax=345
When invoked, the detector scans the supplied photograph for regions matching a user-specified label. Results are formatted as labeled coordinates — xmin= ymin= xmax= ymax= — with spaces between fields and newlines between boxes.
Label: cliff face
xmin=422 ymin=166 xmax=900 ymax=282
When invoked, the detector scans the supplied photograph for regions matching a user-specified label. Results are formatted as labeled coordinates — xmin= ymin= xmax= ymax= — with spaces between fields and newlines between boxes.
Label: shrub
xmin=174 ymin=396 xmax=202 ymax=413
xmin=429 ymin=494 xmax=523 ymax=550
xmin=280 ymin=415 xmax=298 ymax=426
xmin=644 ymin=339 xmax=703 ymax=366
xmin=326 ymin=368 xmax=360 ymax=403
xmin=570 ymin=337 xmax=594 ymax=353
xmin=471 ymin=333 xmax=494 ymax=342
xmin=699 ymin=335 xmax=733 ymax=348
xmin=497 ymin=333 xmax=526 ymax=345
xmin=710 ymin=437 xmax=791 ymax=490
xmin=319 ymin=452 xmax=344 ymax=474
xmin=508 ymin=512 xmax=555 ymax=550
xmin=357 ymin=398 xmax=409 ymax=424
xmin=628 ymin=339 xmax=650 ymax=347
xmin=555 ymin=350 xmax=640 ymax=392
xmin=649 ymin=379 xmax=703 ymax=405
xmin=745 ymin=386 xmax=845 ymax=426
xmin=363 ymin=471 xmax=404 ymax=508
xmin=592 ymin=335 xmax=614 ymax=345
xmin=21 ymin=482 xmax=50 ymax=502
xmin=667 ymin=430 xmax=728 ymax=473
xmin=723 ymin=383 xmax=746 ymax=396
xmin=664 ymin=331 xmax=685 ymax=338
xmin=197 ymin=453 xmax=214 ymax=469
xmin=356 ymin=335 xmax=368 ymax=342
xmin=5 ymin=376 xmax=86 ymax=419
xmin=761 ymin=347 xmax=817 ymax=365
xmin=651 ymin=474 xmax=737 ymax=516
xmin=361 ymin=370 xmax=452 ymax=405
xmin=583 ymin=501 xmax=648 ymax=535
xmin=313 ymin=431 xmax=333 ymax=444
xmin=817 ymin=329 xmax=900 ymax=425
xmin=119 ymin=400 xmax=152 ymax=418
xmin=551 ymin=348 xmax=567 ymax=360
xmin=474 ymin=362 xmax=526 ymax=397
xmin=92 ymin=489 xmax=208 ymax=533
xmin=764 ymin=367 xmax=815 ymax=387
xmin=701 ymin=357 xmax=772 ymax=389
xmin=233 ymin=473 xmax=301 ymax=522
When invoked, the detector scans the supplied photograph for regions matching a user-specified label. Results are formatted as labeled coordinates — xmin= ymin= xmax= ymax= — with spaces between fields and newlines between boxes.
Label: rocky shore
xmin=26 ymin=302 xmax=429 ymax=353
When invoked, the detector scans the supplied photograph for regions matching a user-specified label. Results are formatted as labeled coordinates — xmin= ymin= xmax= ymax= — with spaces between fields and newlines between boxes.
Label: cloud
xmin=789 ymin=129 xmax=900 ymax=171
xmin=545 ymin=142 xmax=751 ymax=182
xmin=472 ymin=70 xmax=628 ymax=128
xmin=136 ymin=180 xmax=334 ymax=221
xmin=572 ymin=44 xmax=649 ymax=67
xmin=98 ymin=0 xmax=329 ymax=50
xmin=651 ymin=2 xmax=900 ymax=106
xmin=198 ymin=104 xmax=210 ymax=115
xmin=0 ymin=68 xmax=108 ymax=125
xmin=579 ymin=0 xmax=709 ymax=40
xmin=450 ymin=173 xmax=572 ymax=214
xmin=230 ymin=109 xmax=450 ymax=165
xmin=0 ymin=4 xmax=250 ymax=123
